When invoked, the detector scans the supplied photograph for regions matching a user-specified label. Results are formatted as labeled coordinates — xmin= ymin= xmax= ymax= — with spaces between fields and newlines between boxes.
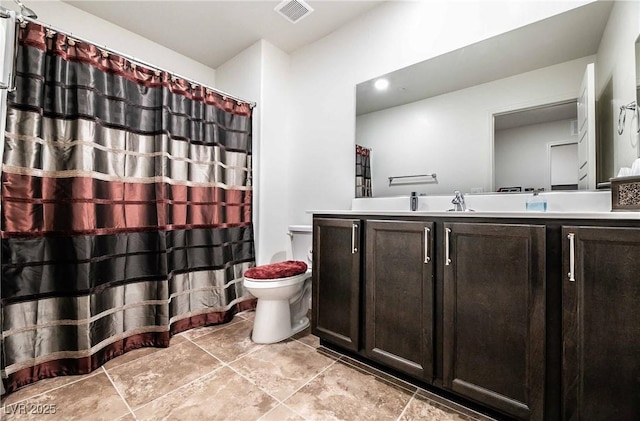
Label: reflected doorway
xmin=493 ymin=100 xmax=578 ymax=192
xmin=548 ymin=141 xmax=579 ymax=190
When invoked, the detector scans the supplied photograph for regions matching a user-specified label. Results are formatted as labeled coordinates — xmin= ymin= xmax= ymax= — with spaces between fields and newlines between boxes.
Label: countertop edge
xmin=307 ymin=210 xmax=640 ymax=220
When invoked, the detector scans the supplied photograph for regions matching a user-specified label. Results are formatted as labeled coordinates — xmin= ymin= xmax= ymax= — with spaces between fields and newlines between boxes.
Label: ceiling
xmin=356 ymin=0 xmax=613 ymax=116
xmin=62 ymin=0 xmax=383 ymax=69
xmin=494 ymin=101 xmax=578 ymax=131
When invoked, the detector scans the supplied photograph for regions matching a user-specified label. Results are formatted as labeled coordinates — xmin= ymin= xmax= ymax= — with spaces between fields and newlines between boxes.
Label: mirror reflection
xmin=355 ymin=1 xmax=639 ymax=197
xmin=494 ymin=101 xmax=579 ymax=192
xmin=636 ymin=35 xmax=640 ymax=142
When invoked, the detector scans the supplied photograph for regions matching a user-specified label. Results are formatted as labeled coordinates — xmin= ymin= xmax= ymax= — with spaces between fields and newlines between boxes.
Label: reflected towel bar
xmin=388 ymin=173 xmax=437 ymax=186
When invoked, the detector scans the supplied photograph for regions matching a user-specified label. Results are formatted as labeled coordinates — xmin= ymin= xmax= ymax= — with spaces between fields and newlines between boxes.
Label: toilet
xmin=243 ymin=225 xmax=312 ymax=344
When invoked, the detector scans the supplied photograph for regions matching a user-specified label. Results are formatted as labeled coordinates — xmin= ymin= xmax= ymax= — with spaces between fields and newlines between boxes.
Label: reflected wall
xmin=356 ymin=57 xmax=593 ymax=196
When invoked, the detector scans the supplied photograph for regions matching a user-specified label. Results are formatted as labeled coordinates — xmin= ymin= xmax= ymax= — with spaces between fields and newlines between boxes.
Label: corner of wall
xmin=216 ymin=39 xmax=295 ymax=265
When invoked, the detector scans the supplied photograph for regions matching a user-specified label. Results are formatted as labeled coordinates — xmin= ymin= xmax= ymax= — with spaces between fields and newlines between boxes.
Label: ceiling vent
xmin=275 ymin=0 xmax=314 ymax=24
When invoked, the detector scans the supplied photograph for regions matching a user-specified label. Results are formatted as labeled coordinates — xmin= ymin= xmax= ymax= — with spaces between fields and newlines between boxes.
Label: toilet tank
xmin=289 ymin=225 xmax=312 ymax=268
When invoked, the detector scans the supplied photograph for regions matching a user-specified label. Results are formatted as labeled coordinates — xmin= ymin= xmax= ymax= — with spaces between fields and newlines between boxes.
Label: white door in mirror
xmin=577 ymin=63 xmax=596 ymax=190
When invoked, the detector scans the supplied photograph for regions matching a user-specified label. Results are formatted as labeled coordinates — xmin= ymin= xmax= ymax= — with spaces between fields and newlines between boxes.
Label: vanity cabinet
xmin=443 ymin=223 xmax=546 ymax=420
xmin=311 ymin=218 xmax=361 ymax=351
xmin=364 ymin=220 xmax=434 ymax=381
xmin=312 ymin=213 xmax=640 ymax=420
xmin=561 ymin=226 xmax=640 ymax=420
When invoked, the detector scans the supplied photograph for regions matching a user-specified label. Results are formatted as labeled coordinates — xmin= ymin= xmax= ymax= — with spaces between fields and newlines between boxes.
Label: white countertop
xmin=308 ymin=191 xmax=640 ymax=220
xmin=310 ymin=209 xmax=640 ymax=220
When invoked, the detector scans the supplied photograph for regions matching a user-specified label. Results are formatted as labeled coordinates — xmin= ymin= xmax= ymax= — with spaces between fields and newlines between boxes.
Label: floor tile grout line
xmin=256 ymin=402 xmax=283 ymax=421
xmin=181 ymin=334 xmax=228 ymax=366
xmin=123 ymin=334 xmax=229 ymax=413
xmin=254 ymin=402 xmax=311 ymax=421
xmin=224 ymin=345 xmax=265 ymax=366
xmin=278 ymin=355 xmax=341 ymax=406
xmin=337 ymin=358 xmax=417 ymax=395
xmin=167 ymin=331 xmax=287 ymax=414
xmin=189 ymin=332 xmax=332 ymax=420
xmin=395 ymin=390 xmax=417 ymax=421
xmin=416 ymin=390 xmax=495 ymax=420
xmin=292 ymin=336 xmax=321 ymax=351
xmin=182 ymin=331 xmax=267 ymax=367
xmin=97 ymin=330 xmax=195 ymax=375
xmin=3 ymin=339 xmax=191 ymax=408
xmin=326 ymin=349 xmax=493 ymax=420
xmin=224 ymin=363 xmax=285 ymax=406
xmin=336 ymin=354 xmax=418 ymax=394
xmin=222 ymin=340 xmax=340 ymax=420
xmin=177 ymin=317 xmax=245 ymax=342
xmin=102 ymin=366 xmax=138 ymax=420
xmin=281 ymin=402 xmax=312 ymax=421
xmin=0 ymin=370 xmax=102 ymax=409
xmin=179 ymin=320 xmax=269 ymax=367
xmin=0 ymin=329 xmax=230 ymax=411
xmin=318 ymin=349 xmax=492 ymax=420
xmin=102 ymin=341 xmax=184 ymax=375
xmin=128 ymin=365 xmax=225 ymax=414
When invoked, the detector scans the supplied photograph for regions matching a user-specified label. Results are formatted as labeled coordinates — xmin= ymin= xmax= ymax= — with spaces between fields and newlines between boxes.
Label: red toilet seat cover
xmin=244 ymin=260 xmax=308 ymax=280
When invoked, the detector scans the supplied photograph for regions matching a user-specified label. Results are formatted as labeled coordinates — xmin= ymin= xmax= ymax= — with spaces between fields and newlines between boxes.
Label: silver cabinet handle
xmin=424 ymin=227 xmax=431 ymax=263
xmin=568 ymin=233 xmax=575 ymax=282
xmin=351 ymin=223 xmax=358 ymax=254
xmin=445 ymin=228 xmax=452 ymax=266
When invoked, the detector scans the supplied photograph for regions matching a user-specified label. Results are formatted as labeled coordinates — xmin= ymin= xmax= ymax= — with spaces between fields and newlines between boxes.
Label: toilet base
xmin=250 ymin=299 xmax=310 ymax=344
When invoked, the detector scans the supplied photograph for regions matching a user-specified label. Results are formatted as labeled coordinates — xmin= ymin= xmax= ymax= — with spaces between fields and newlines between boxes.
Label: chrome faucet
xmin=451 ymin=190 xmax=467 ymax=212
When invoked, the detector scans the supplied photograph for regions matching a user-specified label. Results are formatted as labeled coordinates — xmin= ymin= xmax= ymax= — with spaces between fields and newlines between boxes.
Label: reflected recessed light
xmin=374 ymin=79 xmax=389 ymax=90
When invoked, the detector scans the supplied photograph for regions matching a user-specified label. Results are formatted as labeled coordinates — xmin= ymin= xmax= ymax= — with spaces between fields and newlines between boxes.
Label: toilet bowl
xmin=243 ymin=261 xmax=311 ymax=343
xmin=243 ymin=225 xmax=313 ymax=344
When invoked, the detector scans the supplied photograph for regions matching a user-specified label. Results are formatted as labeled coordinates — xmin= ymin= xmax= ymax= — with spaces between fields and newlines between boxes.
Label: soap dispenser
xmin=410 ymin=192 xmax=418 ymax=211
xmin=526 ymin=189 xmax=547 ymax=212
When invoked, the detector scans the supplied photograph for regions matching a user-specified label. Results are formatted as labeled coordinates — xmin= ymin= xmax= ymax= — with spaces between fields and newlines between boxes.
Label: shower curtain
xmin=1 ymin=23 xmax=256 ymax=393
xmin=355 ymin=145 xmax=372 ymax=197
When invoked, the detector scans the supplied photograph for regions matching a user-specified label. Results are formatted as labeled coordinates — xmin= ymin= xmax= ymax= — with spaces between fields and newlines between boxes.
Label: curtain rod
xmin=4 ymin=11 xmax=256 ymax=108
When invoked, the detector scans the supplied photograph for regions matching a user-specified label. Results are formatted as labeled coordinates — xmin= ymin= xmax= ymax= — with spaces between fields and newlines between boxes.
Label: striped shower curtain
xmin=1 ymin=23 xmax=256 ymax=393
xmin=356 ymin=145 xmax=372 ymax=197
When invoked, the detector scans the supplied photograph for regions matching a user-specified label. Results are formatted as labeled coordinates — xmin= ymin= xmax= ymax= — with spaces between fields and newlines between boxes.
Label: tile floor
xmin=1 ymin=311 xmax=496 ymax=421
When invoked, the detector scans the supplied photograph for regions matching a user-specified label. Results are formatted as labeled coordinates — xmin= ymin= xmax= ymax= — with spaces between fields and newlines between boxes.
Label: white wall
xmin=215 ymin=41 xmax=265 ymax=263
xmin=356 ymin=56 xmax=592 ymax=196
xmin=258 ymin=42 xmax=293 ymax=264
xmin=595 ymin=0 xmax=640 ymax=171
xmin=216 ymin=40 xmax=293 ymax=265
xmin=286 ymin=0 xmax=592 ymax=225
xmin=495 ymin=119 xmax=578 ymax=191
xmin=0 ymin=0 xmax=216 ymax=86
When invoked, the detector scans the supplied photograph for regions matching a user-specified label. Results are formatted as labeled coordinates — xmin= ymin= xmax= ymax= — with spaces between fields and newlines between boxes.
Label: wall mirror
xmin=636 ymin=34 xmax=640 ymax=152
xmin=355 ymin=1 xmax=638 ymax=197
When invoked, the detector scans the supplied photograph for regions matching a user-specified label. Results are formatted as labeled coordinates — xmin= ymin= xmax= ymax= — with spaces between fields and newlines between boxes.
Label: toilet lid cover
xmin=244 ymin=260 xmax=308 ymax=280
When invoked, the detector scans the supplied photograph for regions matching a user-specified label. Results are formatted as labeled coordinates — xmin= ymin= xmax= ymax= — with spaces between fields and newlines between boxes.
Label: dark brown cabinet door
xmin=365 ymin=220 xmax=434 ymax=381
xmin=443 ymin=222 xmax=546 ymax=420
xmin=562 ymin=226 xmax=640 ymax=420
xmin=312 ymin=218 xmax=361 ymax=351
